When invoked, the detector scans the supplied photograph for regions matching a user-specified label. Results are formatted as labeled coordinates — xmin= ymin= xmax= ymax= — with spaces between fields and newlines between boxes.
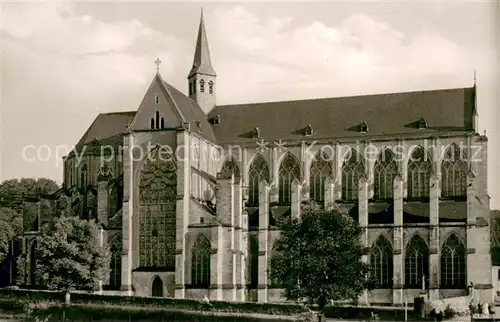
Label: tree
xmin=0 ymin=207 xmax=22 ymax=263
xmin=0 ymin=178 xmax=59 ymax=210
xmin=270 ymin=205 xmax=373 ymax=321
xmin=491 ymin=210 xmax=500 ymax=247
xmin=35 ymin=214 xmax=111 ymax=292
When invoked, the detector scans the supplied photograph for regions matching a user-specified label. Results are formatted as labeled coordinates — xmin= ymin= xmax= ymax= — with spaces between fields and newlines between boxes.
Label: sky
xmin=1 ymin=1 xmax=499 ymax=208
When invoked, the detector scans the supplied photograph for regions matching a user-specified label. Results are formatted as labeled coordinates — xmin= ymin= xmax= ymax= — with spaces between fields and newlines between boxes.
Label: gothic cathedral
xmin=63 ymin=12 xmax=493 ymax=304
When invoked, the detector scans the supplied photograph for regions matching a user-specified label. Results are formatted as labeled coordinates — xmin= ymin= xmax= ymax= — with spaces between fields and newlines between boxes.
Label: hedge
xmin=0 ymin=289 xmax=307 ymax=317
xmin=30 ymin=303 xmax=302 ymax=321
xmin=0 ymin=288 xmax=427 ymax=321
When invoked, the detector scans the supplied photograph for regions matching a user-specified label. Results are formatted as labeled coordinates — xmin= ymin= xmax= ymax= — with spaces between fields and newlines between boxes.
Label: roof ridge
xmin=215 ymin=86 xmax=473 ymax=108
xmin=157 ymin=74 xmax=187 ymax=122
xmin=99 ymin=111 xmax=136 ymax=116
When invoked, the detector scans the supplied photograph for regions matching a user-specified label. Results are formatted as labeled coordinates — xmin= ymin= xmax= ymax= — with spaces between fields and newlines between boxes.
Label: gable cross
xmin=154 ymin=58 xmax=162 ymax=73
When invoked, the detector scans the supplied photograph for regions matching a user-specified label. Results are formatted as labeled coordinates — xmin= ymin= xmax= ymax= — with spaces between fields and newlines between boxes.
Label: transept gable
xmin=130 ymin=73 xmax=185 ymax=132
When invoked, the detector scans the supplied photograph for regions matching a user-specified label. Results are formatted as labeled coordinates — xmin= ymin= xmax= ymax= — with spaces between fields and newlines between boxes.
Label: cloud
xmin=208 ymin=7 xmax=476 ymax=103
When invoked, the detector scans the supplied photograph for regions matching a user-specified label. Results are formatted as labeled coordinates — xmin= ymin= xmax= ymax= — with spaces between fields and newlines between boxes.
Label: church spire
xmin=188 ymin=8 xmax=216 ymax=78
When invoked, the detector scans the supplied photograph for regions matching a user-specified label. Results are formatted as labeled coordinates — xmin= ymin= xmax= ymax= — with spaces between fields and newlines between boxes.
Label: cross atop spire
xmin=154 ymin=58 xmax=162 ymax=74
xmin=188 ymin=9 xmax=216 ymax=78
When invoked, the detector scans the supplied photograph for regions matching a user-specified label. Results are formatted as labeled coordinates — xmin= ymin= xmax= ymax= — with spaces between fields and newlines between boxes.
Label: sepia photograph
xmin=0 ymin=1 xmax=499 ymax=321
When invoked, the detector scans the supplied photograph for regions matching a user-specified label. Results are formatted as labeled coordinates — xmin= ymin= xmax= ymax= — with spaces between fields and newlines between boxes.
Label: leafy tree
xmin=491 ymin=210 xmax=500 ymax=247
xmin=35 ymin=214 xmax=111 ymax=292
xmin=0 ymin=207 xmax=22 ymax=262
xmin=270 ymin=204 xmax=372 ymax=321
xmin=0 ymin=178 xmax=59 ymax=210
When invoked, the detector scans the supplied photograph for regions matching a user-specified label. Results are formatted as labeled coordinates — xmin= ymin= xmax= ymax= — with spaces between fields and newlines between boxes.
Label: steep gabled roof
xmin=69 ymin=74 xmax=216 ymax=158
xmin=209 ymin=87 xmax=476 ymax=144
xmin=163 ymin=80 xmax=216 ymax=142
xmin=129 ymin=73 xmax=216 ymax=142
xmin=75 ymin=112 xmax=136 ymax=150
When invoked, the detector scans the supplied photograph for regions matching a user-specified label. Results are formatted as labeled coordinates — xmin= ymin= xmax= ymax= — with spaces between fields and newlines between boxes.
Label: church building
xmin=62 ymin=12 xmax=493 ymax=305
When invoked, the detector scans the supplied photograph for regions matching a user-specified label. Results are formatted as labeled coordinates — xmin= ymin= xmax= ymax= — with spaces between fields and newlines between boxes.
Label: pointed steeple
xmin=188 ymin=8 xmax=216 ymax=78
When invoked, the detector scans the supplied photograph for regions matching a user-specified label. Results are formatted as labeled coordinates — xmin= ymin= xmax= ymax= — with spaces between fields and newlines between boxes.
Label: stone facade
xmin=60 ymin=12 xmax=493 ymax=305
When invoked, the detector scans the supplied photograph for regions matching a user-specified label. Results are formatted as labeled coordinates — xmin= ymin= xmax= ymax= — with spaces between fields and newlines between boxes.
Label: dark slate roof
xmin=162 ymin=79 xmax=216 ymax=142
xmin=209 ymin=87 xmax=476 ymax=144
xmin=75 ymin=112 xmax=136 ymax=150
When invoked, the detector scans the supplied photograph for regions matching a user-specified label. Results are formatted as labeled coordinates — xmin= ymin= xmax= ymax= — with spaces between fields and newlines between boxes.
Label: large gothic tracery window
xmin=278 ymin=153 xmax=300 ymax=204
xmin=309 ymin=152 xmax=332 ymax=203
xmin=407 ymin=147 xmax=432 ymax=199
xmin=370 ymin=236 xmax=393 ymax=288
xmin=440 ymin=234 xmax=466 ymax=288
xmin=248 ymin=154 xmax=270 ymax=206
xmin=191 ymin=235 xmax=211 ymax=287
xmin=374 ymin=149 xmax=398 ymax=200
xmin=404 ymin=235 xmax=429 ymax=288
xmin=139 ymin=149 xmax=177 ymax=270
xmin=441 ymin=144 xmax=468 ymax=198
xmin=341 ymin=150 xmax=364 ymax=201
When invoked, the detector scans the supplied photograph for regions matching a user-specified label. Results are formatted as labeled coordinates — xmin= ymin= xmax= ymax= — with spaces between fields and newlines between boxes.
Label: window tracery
xmin=341 ymin=150 xmax=364 ymax=201
xmin=278 ymin=153 xmax=300 ymax=204
xmin=404 ymin=235 xmax=429 ymax=288
xmin=109 ymin=234 xmax=122 ymax=289
xmin=139 ymin=149 xmax=177 ymax=270
xmin=309 ymin=152 xmax=332 ymax=203
xmin=407 ymin=147 xmax=432 ymax=199
xmin=248 ymin=154 xmax=270 ymax=206
xmin=440 ymin=234 xmax=466 ymax=288
xmin=441 ymin=144 xmax=467 ymax=198
xmin=370 ymin=236 xmax=393 ymax=287
xmin=191 ymin=235 xmax=211 ymax=287
xmin=374 ymin=149 xmax=398 ymax=200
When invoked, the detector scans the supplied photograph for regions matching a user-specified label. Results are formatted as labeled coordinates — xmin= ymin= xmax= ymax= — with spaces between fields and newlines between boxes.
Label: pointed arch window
xmin=109 ymin=235 xmax=122 ymax=290
xmin=155 ymin=93 xmax=159 ymax=104
xmin=160 ymin=117 xmax=165 ymax=129
xmin=341 ymin=150 xmax=364 ymax=201
xmin=441 ymin=144 xmax=467 ymax=198
xmin=278 ymin=153 xmax=300 ymax=204
xmin=155 ymin=111 xmax=160 ymax=129
xmin=200 ymin=79 xmax=205 ymax=93
xmin=404 ymin=235 xmax=429 ymax=288
xmin=192 ymin=235 xmax=211 ymax=287
xmin=407 ymin=147 xmax=432 ymax=199
xmin=370 ymin=236 xmax=393 ymax=288
xmin=309 ymin=152 xmax=332 ymax=203
xmin=248 ymin=155 xmax=270 ymax=206
xmin=139 ymin=148 xmax=177 ymax=270
xmin=374 ymin=149 xmax=398 ymax=200
xmin=440 ymin=234 xmax=466 ymax=288
xmin=208 ymin=81 xmax=214 ymax=94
